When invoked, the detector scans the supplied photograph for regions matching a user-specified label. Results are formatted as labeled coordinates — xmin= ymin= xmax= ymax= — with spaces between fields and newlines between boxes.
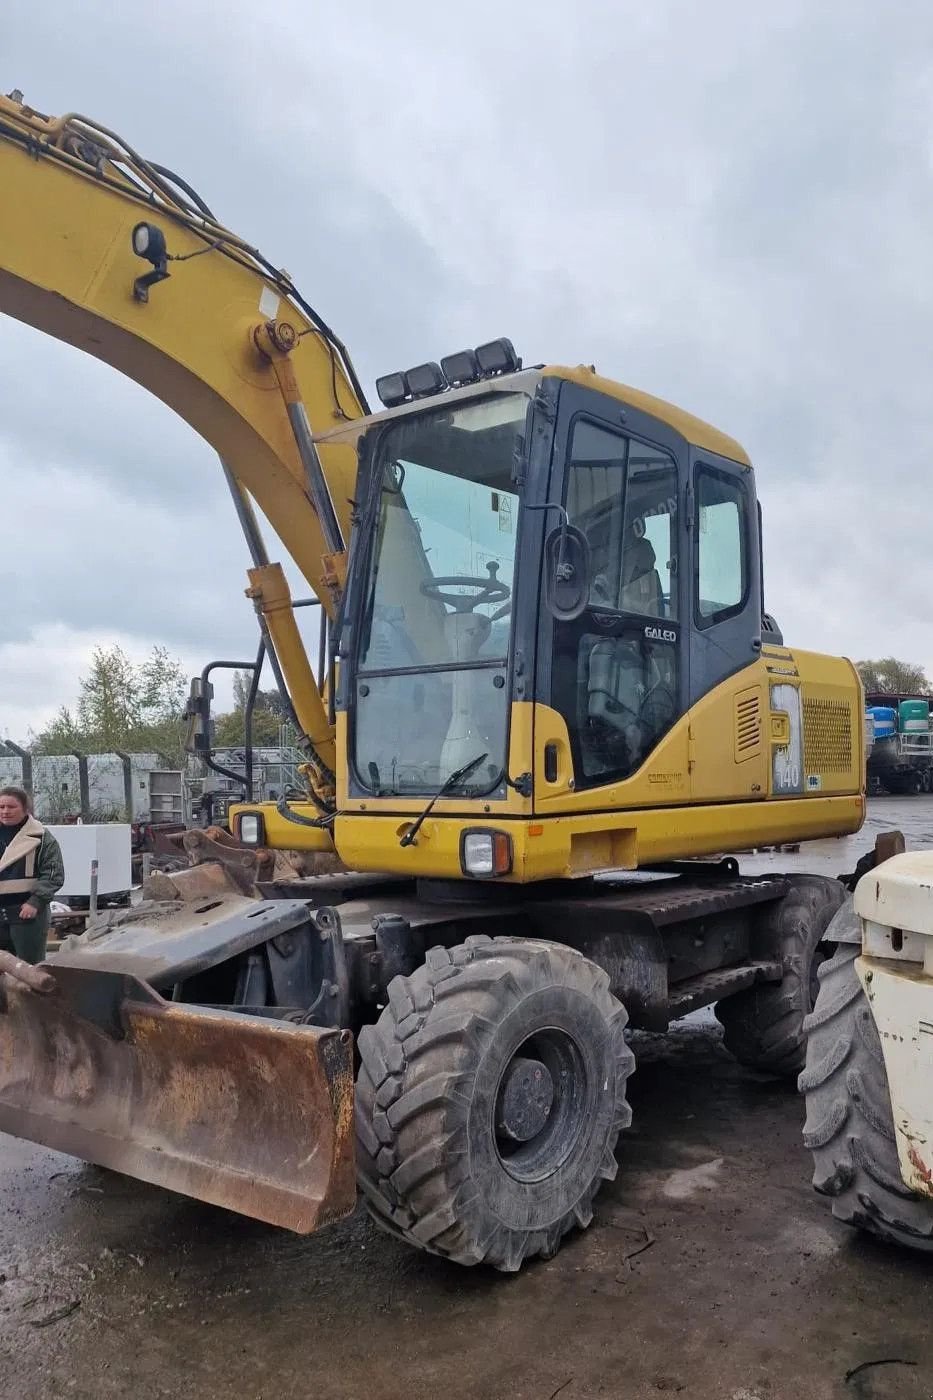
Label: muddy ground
xmin=2 ymin=798 xmax=933 ymax=1400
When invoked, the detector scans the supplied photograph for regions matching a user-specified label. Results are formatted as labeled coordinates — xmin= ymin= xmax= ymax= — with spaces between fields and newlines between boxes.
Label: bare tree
xmin=856 ymin=658 xmax=931 ymax=696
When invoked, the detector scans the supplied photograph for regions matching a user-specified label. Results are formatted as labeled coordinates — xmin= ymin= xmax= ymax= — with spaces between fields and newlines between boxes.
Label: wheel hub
xmin=495 ymin=1055 xmax=555 ymax=1143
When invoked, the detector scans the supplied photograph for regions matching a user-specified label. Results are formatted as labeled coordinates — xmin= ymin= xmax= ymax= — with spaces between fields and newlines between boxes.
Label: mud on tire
xmin=800 ymin=940 xmax=933 ymax=1250
xmin=716 ymin=875 xmax=846 ymax=1077
xmin=355 ymin=935 xmax=634 ymax=1272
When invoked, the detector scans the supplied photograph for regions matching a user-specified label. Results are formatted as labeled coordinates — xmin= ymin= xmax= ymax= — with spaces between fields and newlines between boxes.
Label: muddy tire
xmin=800 ymin=942 xmax=933 ymax=1250
xmin=355 ymin=935 xmax=633 ymax=1271
xmin=716 ymin=875 xmax=846 ymax=1077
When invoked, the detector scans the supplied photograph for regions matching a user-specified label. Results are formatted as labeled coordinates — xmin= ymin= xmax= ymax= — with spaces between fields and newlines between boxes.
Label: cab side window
xmin=554 ymin=418 xmax=681 ymax=786
xmin=566 ymin=420 xmax=678 ymax=619
xmin=695 ymin=467 xmax=748 ymax=625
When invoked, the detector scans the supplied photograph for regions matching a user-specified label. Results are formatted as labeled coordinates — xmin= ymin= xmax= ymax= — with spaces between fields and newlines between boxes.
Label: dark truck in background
xmin=865 ymin=691 xmax=933 ymax=794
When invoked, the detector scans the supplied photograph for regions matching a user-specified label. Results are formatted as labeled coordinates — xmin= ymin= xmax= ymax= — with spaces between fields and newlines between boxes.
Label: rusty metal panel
xmin=52 ymin=894 xmax=315 ymax=991
xmin=0 ymin=964 xmax=356 ymax=1232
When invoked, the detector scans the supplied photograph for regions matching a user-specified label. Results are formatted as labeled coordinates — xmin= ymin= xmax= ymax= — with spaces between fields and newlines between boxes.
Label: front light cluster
xmin=460 ymin=829 xmax=512 ymax=878
xmin=237 ymin=812 xmax=264 ymax=845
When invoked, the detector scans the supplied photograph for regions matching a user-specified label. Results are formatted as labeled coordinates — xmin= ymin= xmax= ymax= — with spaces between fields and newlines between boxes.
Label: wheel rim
xmin=492 ymin=1028 xmax=589 ymax=1184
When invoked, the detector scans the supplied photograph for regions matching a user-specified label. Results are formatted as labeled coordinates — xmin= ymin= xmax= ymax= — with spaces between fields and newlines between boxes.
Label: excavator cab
xmin=274 ymin=358 xmax=862 ymax=883
xmin=338 ymin=364 xmax=757 ymax=794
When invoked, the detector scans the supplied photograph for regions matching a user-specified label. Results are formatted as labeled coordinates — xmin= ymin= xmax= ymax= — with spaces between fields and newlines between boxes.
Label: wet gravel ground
xmin=2 ymin=797 xmax=933 ymax=1400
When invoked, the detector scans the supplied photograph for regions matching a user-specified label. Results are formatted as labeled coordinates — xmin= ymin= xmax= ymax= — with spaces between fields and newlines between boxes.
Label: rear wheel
xmin=355 ymin=935 xmax=634 ymax=1271
xmin=888 ymin=770 xmax=923 ymax=795
xmin=800 ymin=942 xmax=933 ymax=1250
xmin=716 ymin=876 xmax=846 ymax=1076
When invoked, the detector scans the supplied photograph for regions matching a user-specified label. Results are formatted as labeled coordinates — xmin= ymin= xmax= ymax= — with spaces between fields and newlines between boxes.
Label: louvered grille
xmin=736 ymin=696 xmax=760 ymax=751
xmin=803 ymin=697 xmax=852 ymax=773
xmin=734 ymin=690 xmax=762 ymax=761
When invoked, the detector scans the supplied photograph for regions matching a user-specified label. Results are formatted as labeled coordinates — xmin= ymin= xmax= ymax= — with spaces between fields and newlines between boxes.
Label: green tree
xmin=856 ymin=658 xmax=931 ymax=696
xmin=138 ymin=645 xmax=187 ymax=722
xmin=75 ymin=645 xmax=141 ymax=746
xmin=212 ymin=669 xmax=284 ymax=747
xmin=33 ymin=644 xmax=189 ymax=764
xmin=33 ymin=705 xmax=84 ymax=753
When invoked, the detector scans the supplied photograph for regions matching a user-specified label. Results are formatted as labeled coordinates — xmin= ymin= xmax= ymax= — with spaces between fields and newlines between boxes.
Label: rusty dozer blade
xmin=0 ymin=957 xmax=356 ymax=1233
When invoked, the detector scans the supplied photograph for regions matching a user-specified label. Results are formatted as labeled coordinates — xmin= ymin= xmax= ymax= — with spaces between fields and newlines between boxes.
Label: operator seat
xmin=618 ymin=537 xmax=663 ymax=618
xmin=584 ymin=537 xmax=668 ymax=776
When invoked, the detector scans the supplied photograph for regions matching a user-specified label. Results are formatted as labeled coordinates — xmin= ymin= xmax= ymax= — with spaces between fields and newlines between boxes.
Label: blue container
xmin=868 ymin=705 xmax=897 ymax=739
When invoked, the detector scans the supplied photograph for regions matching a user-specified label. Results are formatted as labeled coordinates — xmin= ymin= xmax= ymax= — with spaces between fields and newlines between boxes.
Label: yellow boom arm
xmin=0 ymin=92 xmax=368 ymax=785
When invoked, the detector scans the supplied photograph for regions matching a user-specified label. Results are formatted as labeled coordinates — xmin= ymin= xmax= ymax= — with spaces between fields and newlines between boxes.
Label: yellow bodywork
xmin=235 ymin=648 xmax=865 ymax=880
xmin=543 ymin=363 xmax=752 ymax=467
xmin=1 ymin=92 xmax=864 ymax=883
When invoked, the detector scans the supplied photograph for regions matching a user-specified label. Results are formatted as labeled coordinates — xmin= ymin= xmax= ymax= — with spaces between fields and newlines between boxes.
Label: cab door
xmin=533 ymin=381 xmax=691 ymax=810
xmin=684 ymin=447 xmax=769 ymax=802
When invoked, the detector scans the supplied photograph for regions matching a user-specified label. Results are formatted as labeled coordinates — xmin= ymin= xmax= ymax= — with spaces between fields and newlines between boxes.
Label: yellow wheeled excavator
xmin=0 ymin=90 xmax=866 ymax=1271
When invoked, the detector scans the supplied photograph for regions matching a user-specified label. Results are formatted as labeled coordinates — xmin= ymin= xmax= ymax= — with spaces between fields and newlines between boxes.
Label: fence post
xmin=89 ymin=858 xmax=99 ymax=919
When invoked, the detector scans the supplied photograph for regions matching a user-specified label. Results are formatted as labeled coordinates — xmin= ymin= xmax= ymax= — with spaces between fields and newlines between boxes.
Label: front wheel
xmin=800 ymin=942 xmax=933 ymax=1250
xmin=355 ymin=935 xmax=634 ymax=1271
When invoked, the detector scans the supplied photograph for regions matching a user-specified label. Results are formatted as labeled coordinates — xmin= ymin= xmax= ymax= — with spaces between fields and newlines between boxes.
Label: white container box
xmin=46 ymin=824 xmax=132 ymax=898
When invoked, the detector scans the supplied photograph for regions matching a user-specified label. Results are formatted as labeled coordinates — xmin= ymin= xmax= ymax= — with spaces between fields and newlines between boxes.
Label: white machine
xmin=47 ymin=824 xmax=132 ymax=901
xmin=801 ymin=847 xmax=933 ymax=1250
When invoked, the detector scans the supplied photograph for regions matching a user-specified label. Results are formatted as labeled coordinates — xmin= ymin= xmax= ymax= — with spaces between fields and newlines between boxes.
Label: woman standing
xmin=0 ymin=786 xmax=64 ymax=965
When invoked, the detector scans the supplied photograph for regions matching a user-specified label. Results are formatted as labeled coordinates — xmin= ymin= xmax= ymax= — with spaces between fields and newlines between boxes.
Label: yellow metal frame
xmin=233 ymin=650 xmax=865 ymax=880
xmin=332 ymin=794 xmax=864 ymax=882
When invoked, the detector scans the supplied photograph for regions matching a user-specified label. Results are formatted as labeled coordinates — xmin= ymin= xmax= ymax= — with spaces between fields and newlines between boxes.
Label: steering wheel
xmin=420 ymin=560 xmax=511 ymax=614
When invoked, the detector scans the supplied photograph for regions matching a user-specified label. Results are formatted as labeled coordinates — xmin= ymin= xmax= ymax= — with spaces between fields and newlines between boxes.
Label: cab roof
xmin=547 ymin=365 xmax=751 ymax=467
xmin=314 ymin=363 xmax=751 ymax=468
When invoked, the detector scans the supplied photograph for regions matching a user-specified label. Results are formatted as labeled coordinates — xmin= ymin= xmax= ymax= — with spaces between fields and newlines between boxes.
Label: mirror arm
xmin=523 ymin=502 xmax=573 ymax=576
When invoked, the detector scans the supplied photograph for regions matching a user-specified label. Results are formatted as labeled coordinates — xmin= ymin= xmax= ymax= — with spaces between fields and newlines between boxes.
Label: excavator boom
xmin=0 ymin=95 xmax=368 ymax=590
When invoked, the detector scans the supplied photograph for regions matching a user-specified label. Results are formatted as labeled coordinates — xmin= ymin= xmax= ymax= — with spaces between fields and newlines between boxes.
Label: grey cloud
xmin=4 ymin=0 xmax=933 ymax=710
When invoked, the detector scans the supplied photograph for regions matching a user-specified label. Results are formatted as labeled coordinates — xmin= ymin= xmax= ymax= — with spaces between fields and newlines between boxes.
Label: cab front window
xmin=353 ymin=393 xmax=529 ymax=796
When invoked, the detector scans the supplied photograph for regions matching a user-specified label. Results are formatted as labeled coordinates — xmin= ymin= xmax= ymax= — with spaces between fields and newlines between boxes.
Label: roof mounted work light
xmin=440 ymin=349 xmax=480 ymax=386
xmin=375 ymin=371 xmax=409 ymax=408
xmin=406 ymin=361 xmax=446 ymax=398
xmin=475 ymin=337 xmax=521 ymax=376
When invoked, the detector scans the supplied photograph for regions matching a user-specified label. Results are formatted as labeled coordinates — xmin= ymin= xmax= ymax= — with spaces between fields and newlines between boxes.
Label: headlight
xmin=460 ymin=829 xmax=512 ymax=878
xmin=237 ymin=812 xmax=264 ymax=845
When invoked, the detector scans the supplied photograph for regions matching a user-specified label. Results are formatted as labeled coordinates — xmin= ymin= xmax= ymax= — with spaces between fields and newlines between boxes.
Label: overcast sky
xmin=3 ymin=1 xmax=933 ymax=741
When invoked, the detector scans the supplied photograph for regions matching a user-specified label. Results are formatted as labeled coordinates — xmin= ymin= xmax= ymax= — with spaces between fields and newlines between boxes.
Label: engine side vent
xmin=803 ymin=697 xmax=853 ymax=775
xmin=734 ymin=689 xmax=762 ymax=762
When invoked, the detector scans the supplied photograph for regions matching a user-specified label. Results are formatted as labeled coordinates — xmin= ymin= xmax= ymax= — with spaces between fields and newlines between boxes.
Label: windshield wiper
xmin=399 ymin=751 xmax=489 ymax=848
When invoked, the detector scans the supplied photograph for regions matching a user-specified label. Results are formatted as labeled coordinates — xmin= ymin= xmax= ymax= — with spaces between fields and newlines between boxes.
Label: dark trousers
xmin=0 ymin=904 xmax=50 ymax=965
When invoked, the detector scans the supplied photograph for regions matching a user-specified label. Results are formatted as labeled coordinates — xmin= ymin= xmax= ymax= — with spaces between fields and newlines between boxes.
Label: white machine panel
xmin=46 ymin=824 xmax=132 ymax=898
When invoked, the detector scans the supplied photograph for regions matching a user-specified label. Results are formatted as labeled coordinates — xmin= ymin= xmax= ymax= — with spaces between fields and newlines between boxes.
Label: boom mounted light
xmin=130 ymin=221 xmax=170 ymax=303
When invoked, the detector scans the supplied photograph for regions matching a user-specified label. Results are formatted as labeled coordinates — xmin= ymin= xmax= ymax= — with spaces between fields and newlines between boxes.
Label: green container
xmin=899 ymin=699 xmax=930 ymax=733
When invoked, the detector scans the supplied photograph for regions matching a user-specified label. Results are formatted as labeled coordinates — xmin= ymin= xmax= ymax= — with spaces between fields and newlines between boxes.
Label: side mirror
xmin=183 ymin=677 xmax=213 ymax=755
xmin=544 ymin=524 xmax=590 ymax=621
